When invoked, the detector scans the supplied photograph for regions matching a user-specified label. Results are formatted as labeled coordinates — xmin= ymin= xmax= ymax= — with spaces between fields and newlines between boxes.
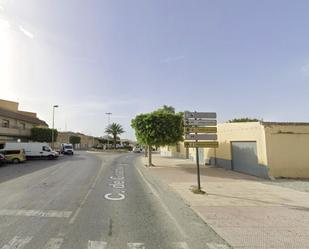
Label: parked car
xmin=132 ymin=147 xmax=141 ymax=153
xmin=60 ymin=143 xmax=74 ymax=155
xmin=1 ymin=142 xmax=58 ymax=159
xmin=0 ymin=149 xmax=26 ymax=164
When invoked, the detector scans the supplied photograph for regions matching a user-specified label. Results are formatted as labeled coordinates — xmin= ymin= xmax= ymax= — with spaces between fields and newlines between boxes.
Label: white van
xmin=60 ymin=143 xmax=74 ymax=155
xmin=2 ymin=142 xmax=59 ymax=159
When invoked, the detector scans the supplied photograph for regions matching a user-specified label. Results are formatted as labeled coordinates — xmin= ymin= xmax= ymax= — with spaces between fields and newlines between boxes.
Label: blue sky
xmin=1 ymin=0 xmax=309 ymax=140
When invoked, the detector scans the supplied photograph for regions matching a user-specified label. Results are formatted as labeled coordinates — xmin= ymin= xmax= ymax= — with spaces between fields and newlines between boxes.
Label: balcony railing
xmin=0 ymin=126 xmax=31 ymax=137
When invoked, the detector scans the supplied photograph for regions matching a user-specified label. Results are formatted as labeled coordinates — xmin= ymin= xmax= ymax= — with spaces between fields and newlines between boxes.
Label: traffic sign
xmin=184 ymin=141 xmax=219 ymax=148
xmin=184 ymin=112 xmax=217 ymax=119
xmin=184 ymin=119 xmax=217 ymax=126
xmin=184 ymin=127 xmax=217 ymax=134
xmin=185 ymin=134 xmax=217 ymax=141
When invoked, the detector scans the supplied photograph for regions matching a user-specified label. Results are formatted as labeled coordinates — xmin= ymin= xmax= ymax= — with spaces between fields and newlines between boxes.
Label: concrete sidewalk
xmin=142 ymin=154 xmax=309 ymax=249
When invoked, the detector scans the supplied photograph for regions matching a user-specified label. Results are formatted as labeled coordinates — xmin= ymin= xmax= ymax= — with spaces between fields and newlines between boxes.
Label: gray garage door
xmin=231 ymin=141 xmax=267 ymax=178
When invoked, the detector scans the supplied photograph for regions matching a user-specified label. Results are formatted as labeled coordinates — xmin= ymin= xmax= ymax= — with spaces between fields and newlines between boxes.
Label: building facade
xmin=0 ymin=99 xmax=48 ymax=143
xmin=56 ymin=131 xmax=99 ymax=150
xmin=161 ymin=122 xmax=309 ymax=179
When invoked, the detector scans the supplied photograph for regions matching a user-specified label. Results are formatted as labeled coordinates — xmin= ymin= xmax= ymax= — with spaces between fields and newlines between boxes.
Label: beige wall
xmin=204 ymin=122 xmax=268 ymax=167
xmin=160 ymin=142 xmax=188 ymax=158
xmin=0 ymin=99 xmax=18 ymax=112
xmin=56 ymin=132 xmax=99 ymax=150
xmin=264 ymin=124 xmax=309 ymax=178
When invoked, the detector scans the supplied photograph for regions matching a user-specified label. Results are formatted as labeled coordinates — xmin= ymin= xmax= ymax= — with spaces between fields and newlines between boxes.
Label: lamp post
xmin=105 ymin=112 xmax=112 ymax=149
xmin=52 ymin=105 xmax=59 ymax=149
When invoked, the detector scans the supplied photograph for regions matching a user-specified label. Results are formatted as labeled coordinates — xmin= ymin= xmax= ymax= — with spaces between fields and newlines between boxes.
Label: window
xmin=20 ymin=122 xmax=26 ymax=130
xmin=42 ymin=146 xmax=51 ymax=152
xmin=2 ymin=119 xmax=9 ymax=128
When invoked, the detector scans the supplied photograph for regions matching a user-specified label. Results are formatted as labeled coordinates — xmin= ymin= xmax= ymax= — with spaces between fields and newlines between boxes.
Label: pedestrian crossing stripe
xmin=206 ymin=242 xmax=230 ymax=249
xmin=0 ymin=236 xmax=229 ymax=249
xmin=127 ymin=243 xmax=145 ymax=249
xmin=87 ymin=241 xmax=107 ymax=249
xmin=0 ymin=236 xmax=32 ymax=249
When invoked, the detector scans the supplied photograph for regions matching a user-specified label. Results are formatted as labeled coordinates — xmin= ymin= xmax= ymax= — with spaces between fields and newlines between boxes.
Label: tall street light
xmin=52 ymin=105 xmax=59 ymax=150
xmin=105 ymin=112 xmax=112 ymax=149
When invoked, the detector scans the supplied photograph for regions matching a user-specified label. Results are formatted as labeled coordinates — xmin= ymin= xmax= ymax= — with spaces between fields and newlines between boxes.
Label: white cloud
xmin=161 ymin=55 xmax=185 ymax=64
xmin=19 ymin=25 xmax=34 ymax=39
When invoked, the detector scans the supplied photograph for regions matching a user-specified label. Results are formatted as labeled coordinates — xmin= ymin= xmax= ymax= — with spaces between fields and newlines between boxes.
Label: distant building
xmin=0 ymin=99 xmax=48 ymax=143
xmin=56 ymin=131 xmax=99 ymax=149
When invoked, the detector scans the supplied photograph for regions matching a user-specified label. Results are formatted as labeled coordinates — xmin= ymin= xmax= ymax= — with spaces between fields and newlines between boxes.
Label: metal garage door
xmin=231 ymin=141 xmax=266 ymax=178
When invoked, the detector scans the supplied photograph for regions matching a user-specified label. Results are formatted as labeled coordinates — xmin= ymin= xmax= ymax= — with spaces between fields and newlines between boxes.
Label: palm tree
xmin=105 ymin=123 xmax=125 ymax=149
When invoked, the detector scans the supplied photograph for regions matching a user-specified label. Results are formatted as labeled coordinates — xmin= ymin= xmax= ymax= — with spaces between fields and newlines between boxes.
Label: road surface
xmin=0 ymin=151 xmax=229 ymax=249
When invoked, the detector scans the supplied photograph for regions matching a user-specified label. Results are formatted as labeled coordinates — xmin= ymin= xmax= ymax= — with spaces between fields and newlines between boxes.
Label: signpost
xmin=184 ymin=111 xmax=219 ymax=193
xmin=184 ymin=119 xmax=217 ymax=126
xmin=185 ymin=134 xmax=217 ymax=141
xmin=184 ymin=127 xmax=217 ymax=134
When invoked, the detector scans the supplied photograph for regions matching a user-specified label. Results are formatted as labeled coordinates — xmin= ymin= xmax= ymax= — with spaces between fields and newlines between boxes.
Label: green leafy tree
xmin=31 ymin=127 xmax=58 ymax=142
xmin=105 ymin=123 xmax=125 ymax=149
xmin=69 ymin=136 xmax=81 ymax=148
xmin=131 ymin=106 xmax=183 ymax=166
xmin=228 ymin=117 xmax=261 ymax=123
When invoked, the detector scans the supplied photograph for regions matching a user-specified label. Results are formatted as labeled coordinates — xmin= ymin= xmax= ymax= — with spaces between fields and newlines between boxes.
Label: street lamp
xmin=105 ymin=112 xmax=112 ymax=149
xmin=52 ymin=105 xmax=59 ymax=149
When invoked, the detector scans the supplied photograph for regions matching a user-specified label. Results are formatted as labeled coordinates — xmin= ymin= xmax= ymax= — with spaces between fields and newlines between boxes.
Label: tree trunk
xmin=144 ymin=146 xmax=148 ymax=157
xmin=148 ymin=145 xmax=153 ymax=166
xmin=113 ymin=135 xmax=116 ymax=150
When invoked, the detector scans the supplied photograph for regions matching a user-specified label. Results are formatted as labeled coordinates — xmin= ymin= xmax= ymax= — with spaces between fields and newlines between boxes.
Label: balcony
xmin=0 ymin=126 xmax=31 ymax=137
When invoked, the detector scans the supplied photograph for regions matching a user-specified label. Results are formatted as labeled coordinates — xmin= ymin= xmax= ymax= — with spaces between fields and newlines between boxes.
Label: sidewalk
xmin=142 ymin=154 xmax=309 ymax=249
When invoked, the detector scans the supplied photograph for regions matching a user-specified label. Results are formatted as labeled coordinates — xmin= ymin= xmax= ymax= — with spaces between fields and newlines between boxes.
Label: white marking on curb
xmin=69 ymin=161 xmax=105 ymax=224
xmin=136 ymin=167 xmax=188 ymax=239
xmin=87 ymin=241 xmax=107 ymax=249
xmin=172 ymin=242 xmax=190 ymax=249
xmin=43 ymin=238 xmax=64 ymax=249
xmin=0 ymin=209 xmax=72 ymax=218
xmin=206 ymin=243 xmax=229 ymax=249
xmin=127 ymin=243 xmax=145 ymax=249
xmin=1 ymin=236 xmax=32 ymax=249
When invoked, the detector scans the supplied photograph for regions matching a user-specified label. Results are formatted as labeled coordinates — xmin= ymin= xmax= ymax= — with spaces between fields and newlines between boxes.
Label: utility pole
xmin=51 ymin=105 xmax=59 ymax=150
xmin=105 ymin=112 xmax=112 ymax=149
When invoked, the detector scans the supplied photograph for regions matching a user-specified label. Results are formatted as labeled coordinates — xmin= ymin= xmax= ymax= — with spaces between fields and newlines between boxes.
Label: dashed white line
xmin=206 ymin=243 xmax=230 ymax=249
xmin=42 ymin=238 xmax=64 ymax=249
xmin=69 ymin=161 xmax=105 ymax=224
xmin=136 ymin=167 xmax=188 ymax=239
xmin=0 ymin=209 xmax=72 ymax=218
xmin=1 ymin=236 xmax=32 ymax=249
xmin=127 ymin=243 xmax=145 ymax=249
xmin=87 ymin=241 xmax=107 ymax=249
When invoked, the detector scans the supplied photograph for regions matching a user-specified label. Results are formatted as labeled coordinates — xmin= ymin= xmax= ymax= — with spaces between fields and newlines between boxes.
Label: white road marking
xmin=69 ymin=161 xmax=105 ymax=224
xmin=206 ymin=243 xmax=230 ymax=249
xmin=42 ymin=238 xmax=64 ymax=249
xmin=87 ymin=241 xmax=107 ymax=249
xmin=1 ymin=236 xmax=32 ymax=249
xmin=0 ymin=209 xmax=72 ymax=218
xmin=127 ymin=243 xmax=145 ymax=249
xmin=172 ymin=242 xmax=190 ymax=249
xmin=136 ymin=167 xmax=188 ymax=239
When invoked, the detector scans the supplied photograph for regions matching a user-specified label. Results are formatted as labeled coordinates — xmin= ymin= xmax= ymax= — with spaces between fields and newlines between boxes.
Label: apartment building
xmin=0 ymin=99 xmax=48 ymax=142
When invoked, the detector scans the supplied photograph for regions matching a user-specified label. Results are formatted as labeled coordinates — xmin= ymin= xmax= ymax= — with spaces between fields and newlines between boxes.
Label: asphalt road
xmin=0 ymin=151 xmax=230 ymax=249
